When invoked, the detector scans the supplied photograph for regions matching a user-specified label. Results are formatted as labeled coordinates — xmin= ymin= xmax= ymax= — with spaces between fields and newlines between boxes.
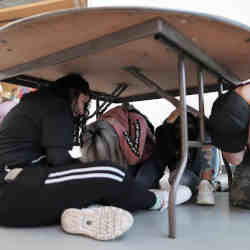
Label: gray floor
xmin=1 ymin=193 xmax=250 ymax=250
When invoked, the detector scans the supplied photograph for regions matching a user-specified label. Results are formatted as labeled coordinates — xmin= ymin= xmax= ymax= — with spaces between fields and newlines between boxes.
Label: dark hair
xmin=155 ymin=112 xmax=199 ymax=168
xmin=53 ymin=73 xmax=91 ymax=146
xmin=52 ymin=73 xmax=90 ymax=102
xmin=209 ymin=90 xmax=249 ymax=153
xmin=54 ymin=73 xmax=90 ymax=94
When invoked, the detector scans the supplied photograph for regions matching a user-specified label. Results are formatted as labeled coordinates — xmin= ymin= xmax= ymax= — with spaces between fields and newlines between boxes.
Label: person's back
xmin=0 ymin=88 xmax=74 ymax=167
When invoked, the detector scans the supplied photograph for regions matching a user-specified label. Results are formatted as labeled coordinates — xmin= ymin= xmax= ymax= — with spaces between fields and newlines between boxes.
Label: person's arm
xmin=222 ymin=150 xmax=246 ymax=166
xmin=46 ymin=147 xmax=78 ymax=166
xmin=41 ymin=107 xmax=77 ymax=167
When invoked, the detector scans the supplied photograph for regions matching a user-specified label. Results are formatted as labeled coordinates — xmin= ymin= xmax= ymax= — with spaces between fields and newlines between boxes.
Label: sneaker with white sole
xmin=61 ymin=206 xmax=134 ymax=241
xmin=159 ymin=173 xmax=171 ymax=191
xmin=196 ymin=180 xmax=215 ymax=205
xmin=150 ymin=185 xmax=192 ymax=211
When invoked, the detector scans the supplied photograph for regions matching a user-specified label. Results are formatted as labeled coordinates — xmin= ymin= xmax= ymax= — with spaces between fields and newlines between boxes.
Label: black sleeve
xmin=41 ymin=110 xmax=74 ymax=149
xmin=40 ymin=102 xmax=77 ymax=166
xmin=46 ymin=147 xmax=79 ymax=166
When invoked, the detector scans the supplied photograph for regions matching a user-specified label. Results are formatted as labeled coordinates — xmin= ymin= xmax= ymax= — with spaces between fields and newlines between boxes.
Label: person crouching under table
xmin=209 ymin=83 xmax=250 ymax=209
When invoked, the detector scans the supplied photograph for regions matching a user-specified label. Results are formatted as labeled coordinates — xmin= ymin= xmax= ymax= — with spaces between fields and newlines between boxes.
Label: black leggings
xmin=128 ymin=156 xmax=165 ymax=189
xmin=0 ymin=161 xmax=155 ymax=227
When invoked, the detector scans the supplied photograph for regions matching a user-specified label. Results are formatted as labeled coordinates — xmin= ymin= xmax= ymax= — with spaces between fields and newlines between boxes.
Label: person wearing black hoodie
xmin=0 ymin=73 xmax=90 ymax=168
xmin=0 ymin=73 xmax=136 ymax=240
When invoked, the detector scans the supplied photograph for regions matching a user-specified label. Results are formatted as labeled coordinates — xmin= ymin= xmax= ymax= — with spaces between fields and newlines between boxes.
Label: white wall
xmin=88 ymin=0 xmax=250 ymax=26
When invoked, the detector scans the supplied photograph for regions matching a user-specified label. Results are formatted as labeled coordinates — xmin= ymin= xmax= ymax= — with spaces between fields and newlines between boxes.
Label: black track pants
xmin=0 ymin=161 xmax=155 ymax=227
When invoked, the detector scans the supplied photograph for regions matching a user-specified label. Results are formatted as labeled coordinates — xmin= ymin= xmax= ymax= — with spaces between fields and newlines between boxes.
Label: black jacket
xmin=0 ymin=88 xmax=76 ymax=167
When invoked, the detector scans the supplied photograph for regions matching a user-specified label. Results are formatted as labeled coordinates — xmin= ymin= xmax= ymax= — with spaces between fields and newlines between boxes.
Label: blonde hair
xmin=80 ymin=120 xmax=128 ymax=169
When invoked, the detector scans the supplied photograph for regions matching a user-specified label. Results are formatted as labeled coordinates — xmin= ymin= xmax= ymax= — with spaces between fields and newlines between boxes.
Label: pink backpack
xmin=99 ymin=105 xmax=155 ymax=166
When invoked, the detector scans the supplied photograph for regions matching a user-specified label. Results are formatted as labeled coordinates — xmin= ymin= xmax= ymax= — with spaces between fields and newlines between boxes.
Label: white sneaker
xmin=150 ymin=185 xmax=192 ymax=211
xmin=61 ymin=206 xmax=134 ymax=241
xmin=196 ymin=180 xmax=215 ymax=205
xmin=175 ymin=185 xmax=192 ymax=205
xmin=215 ymin=175 xmax=229 ymax=192
xmin=159 ymin=173 xmax=171 ymax=191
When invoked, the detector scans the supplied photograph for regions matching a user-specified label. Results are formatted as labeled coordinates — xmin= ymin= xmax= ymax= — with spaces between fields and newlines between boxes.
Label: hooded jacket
xmin=0 ymin=87 xmax=76 ymax=167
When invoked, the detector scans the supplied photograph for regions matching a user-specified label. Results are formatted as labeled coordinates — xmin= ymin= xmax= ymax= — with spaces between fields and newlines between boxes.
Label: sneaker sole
xmin=196 ymin=192 xmax=215 ymax=206
xmin=176 ymin=185 xmax=192 ymax=205
xmin=61 ymin=206 xmax=134 ymax=241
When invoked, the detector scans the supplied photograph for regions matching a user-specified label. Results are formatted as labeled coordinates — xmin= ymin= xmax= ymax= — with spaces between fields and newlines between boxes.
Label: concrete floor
xmin=1 ymin=192 xmax=250 ymax=250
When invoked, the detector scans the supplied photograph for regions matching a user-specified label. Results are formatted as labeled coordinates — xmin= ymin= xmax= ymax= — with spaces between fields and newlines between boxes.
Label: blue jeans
xmin=170 ymin=146 xmax=219 ymax=193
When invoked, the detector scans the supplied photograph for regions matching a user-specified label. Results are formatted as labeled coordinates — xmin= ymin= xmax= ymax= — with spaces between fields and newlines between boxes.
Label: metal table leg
xmin=168 ymin=53 xmax=189 ymax=238
xmin=124 ymin=62 xmax=191 ymax=238
xmin=197 ymin=66 xmax=205 ymax=143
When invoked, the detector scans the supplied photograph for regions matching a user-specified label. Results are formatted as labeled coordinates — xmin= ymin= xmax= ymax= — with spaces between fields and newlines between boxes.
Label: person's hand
xmin=4 ymin=168 xmax=23 ymax=183
xmin=167 ymin=109 xmax=180 ymax=124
